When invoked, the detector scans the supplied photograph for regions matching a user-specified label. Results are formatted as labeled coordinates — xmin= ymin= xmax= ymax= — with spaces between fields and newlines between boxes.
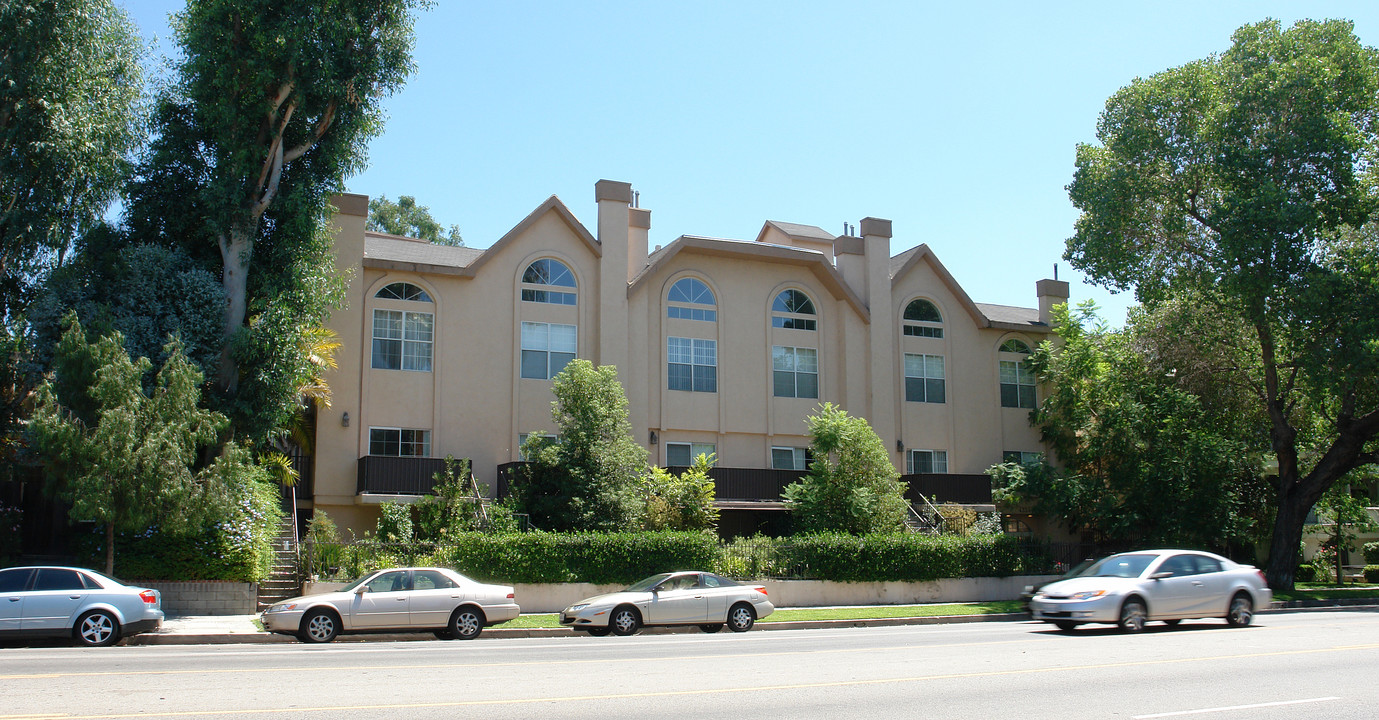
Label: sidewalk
xmin=125 ymin=598 xmax=1378 ymax=646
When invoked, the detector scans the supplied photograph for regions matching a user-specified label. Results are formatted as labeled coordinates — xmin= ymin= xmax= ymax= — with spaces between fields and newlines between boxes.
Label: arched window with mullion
xmin=667 ymin=277 xmax=716 ymax=322
xmin=999 ymin=338 xmax=1035 ymax=408
xmin=521 ymin=258 xmax=577 ymax=305
xmin=772 ymin=289 xmax=816 ymax=331
xmin=903 ymin=298 xmax=943 ymax=338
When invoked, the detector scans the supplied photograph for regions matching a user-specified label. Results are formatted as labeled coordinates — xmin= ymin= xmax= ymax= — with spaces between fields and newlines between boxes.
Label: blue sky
xmin=118 ymin=1 xmax=1379 ymax=326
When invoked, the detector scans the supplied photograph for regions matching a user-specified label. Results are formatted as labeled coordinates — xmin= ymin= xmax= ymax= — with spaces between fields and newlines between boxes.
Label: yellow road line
xmin=2 ymin=643 xmax=1376 ymax=720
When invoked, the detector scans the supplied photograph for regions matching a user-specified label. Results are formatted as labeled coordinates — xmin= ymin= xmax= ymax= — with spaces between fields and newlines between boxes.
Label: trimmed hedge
xmin=310 ymin=531 xmax=1046 ymax=584
xmin=1364 ymin=542 xmax=1379 ymax=565
xmin=1365 ymin=565 xmax=1379 ymax=584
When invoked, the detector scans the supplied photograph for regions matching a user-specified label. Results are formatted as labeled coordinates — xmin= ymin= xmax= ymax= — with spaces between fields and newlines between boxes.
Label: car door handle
xmin=6 ymin=597 xmax=17 ymax=602
xmin=1192 ymin=581 xmax=1204 ymax=587
xmin=69 ymin=595 xmax=82 ymax=599
xmin=396 ymin=598 xmax=407 ymax=602
xmin=694 ymin=595 xmax=703 ymax=599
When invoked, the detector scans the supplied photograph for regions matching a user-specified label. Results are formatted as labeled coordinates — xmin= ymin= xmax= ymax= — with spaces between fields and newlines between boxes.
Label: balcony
xmin=901 ymin=474 xmax=993 ymax=505
xmin=356 ymin=456 xmax=455 ymax=496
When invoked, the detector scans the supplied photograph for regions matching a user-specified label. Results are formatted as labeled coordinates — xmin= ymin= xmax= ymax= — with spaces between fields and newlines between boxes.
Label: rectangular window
xmin=1002 ymin=451 xmax=1042 ymax=465
xmin=908 ymin=449 xmax=948 ymax=474
xmin=666 ymin=442 xmax=716 ymax=467
xmin=667 ymin=337 xmax=717 ymax=392
xmin=903 ymin=325 xmax=943 ymax=338
xmin=904 ymin=353 xmax=946 ymax=403
xmin=771 ymin=446 xmax=810 ymax=470
xmin=771 ymin=316 xmax=817 ymax=331
xmin=1000 ymin=360 xmax=1036 ymax=408
xmin=372 ymin=309 xmax=433 ymax=371
xmin=667 ymin=306 xmax=717 ymax=322
xmin=369 ymin=428 xmax=430 ymax=457
xmin=521 ymin=322 xmax=577 ymax=379
xmin=773 ymin=346 xmax=819 ymax=398
xmin=521 ymin=288 xmax=577 ymax=305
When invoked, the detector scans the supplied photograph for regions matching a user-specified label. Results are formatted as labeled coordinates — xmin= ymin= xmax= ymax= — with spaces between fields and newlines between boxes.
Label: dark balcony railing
xmin=356 ymin=456 xmax=456 ymax=495
xmin=901 ymin=473 xmax=992 ymax=505
xmin=671 ymin=466 xmax=804 ymax=501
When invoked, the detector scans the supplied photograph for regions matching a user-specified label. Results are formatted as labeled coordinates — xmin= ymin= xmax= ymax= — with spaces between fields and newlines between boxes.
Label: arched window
xmin=521 ymin=258 xmax=577 ymax=305
xmin=772 ymin=289 xmax=816 ymax=330
xmin=375 ymin=282 xmax=431 ymax=303
xmin=667 ymin=277 xmax=716 ymax=321
xmin=999 ymin=338 xmax=1035 ymax=408
xmin=903 ymin=299 xmax=942 ymax=338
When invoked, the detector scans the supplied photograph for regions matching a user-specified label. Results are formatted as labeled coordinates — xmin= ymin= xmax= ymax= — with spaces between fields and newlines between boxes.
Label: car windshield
xmin=1086 ymin=554 xmax=1157 ymax=578
xmin=624 ymin=573 xmax=673 ymax=592
xmin=338 ymin=573 xmax=376 ymax=593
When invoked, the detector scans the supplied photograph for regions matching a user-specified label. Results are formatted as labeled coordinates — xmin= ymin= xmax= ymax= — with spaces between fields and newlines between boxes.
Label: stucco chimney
xmin=1036 ymin=278 xmax=1070 ymax=326
xmin=629 ymin=207 xmax=650 ymax=282
xmin=834 ymin=233 xmax=865 ymax=302
xmin=596 ymin=180 xmax=633 ymax=370
xmin=860 ymin=216 xmax=897 ymax=463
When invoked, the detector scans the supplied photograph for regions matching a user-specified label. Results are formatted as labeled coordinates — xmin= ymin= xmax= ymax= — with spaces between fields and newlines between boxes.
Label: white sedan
xmin=561 ymin=571 xmax=773 ymax=636
xmin=261 ymin=567 xmax=519 ymax=642
xmin=0 ymin=566 xmax=164 ymax=646
xmin=1029 ymin=550 xmax=1272 ymax=633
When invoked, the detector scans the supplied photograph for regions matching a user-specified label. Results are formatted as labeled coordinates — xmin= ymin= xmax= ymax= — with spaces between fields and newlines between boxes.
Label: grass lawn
xmin=1273 ymin=585 xmax=1379 ymax=602
xmin=495 ymin=601 xmax=1026 ymax=629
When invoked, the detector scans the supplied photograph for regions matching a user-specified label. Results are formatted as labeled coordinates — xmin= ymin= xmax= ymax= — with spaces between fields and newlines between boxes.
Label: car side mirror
xmin=355 ymin=586 xmax=369 ymax=594
xmin=1149 ymin=571 xmax=1173 ymax=580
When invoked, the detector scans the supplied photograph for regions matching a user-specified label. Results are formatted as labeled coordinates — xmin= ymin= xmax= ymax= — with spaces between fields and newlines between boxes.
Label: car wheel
xmin=1226 ymin=592 xmax=1253 ymax=627
xmin=74 ymin=610 xmax=120 ymax=647
xmin=451 ymin=606 xmax=486 ymax=640
xmin=699 ymin=623 xmax=724 ymax=633
xmin=1053 ymin=621 xmax=1078 ymax=632
xmin=586 ymin=627 xmax=611 ymax=637
xmin=609 ymin=606 xmax=641 ymax=636
xmin=433 ymin=629 xmax=456 ymax=640
xmin=299 ymin=609 xmax=339 ymax=643
xmin=1118 ymin=598 xmax=1147 ymax=633
xmin=1163 ymin=619 xmax=1182 ymax=627
xmin=727 ymin=603 xmax=755 ymax=632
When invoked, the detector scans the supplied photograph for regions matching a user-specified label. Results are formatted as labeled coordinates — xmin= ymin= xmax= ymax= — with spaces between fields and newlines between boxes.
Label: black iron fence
xmin=901 ymin=474 xmax=993 ymax=505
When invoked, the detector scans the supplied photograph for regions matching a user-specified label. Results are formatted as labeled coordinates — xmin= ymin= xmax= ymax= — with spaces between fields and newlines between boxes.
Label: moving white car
xmin=561 ymin=571 xmax=773 ymax=636
xmin=1029 ymin=549 xmax=1272 ymax=633
xmin=261 ymin=567 xmax=518 ymax=642
xmin=0 ymin=566 xmax=164 ymax=647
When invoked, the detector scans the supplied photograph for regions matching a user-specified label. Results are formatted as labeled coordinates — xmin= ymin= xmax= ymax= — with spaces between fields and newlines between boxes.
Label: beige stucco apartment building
xmin=308 ymin=180 xmax=1067 ymax=536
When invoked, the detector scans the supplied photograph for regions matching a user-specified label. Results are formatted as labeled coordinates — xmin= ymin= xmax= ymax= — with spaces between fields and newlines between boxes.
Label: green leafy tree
xmin=368 ymin=195 xmax=463 ymax=246
xmin=644 ymin=453 xmax=719 ymax=532
xmin=26 ymin=316 xmax=258 ymax=574
xmin=1065 ymin=19 xmax=1379 ymax=587
xmin=123 ymin=0 xmax=424 ymax=441
xmin=514 ymin=360 xmax=647 ymax=531
xmin=990 ymin=303 xmax=1269 ymax=550
xmin=784 ymin=402 xmax=908 ymax=534
xmin=1306 ymin=482 xmax=1378 ymax=584
xmin=0 ymin=0 xmax=144 ymax=319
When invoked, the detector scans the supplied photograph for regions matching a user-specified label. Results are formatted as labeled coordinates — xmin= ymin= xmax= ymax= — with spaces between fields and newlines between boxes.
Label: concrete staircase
xmin=256 ymin=513 xmax=301 ymax=610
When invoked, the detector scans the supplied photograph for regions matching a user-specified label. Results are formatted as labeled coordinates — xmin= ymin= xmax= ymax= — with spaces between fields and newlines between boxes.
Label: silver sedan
xmin=561 ymin=571 xmax=774 ymax=636
xmin=1029 ymin=549 xmax=1272 ymax=633
xmin=261 ymin=567 xmax=519 ymax=642
xmin=0 ymin=566 xmax=164 ymax=646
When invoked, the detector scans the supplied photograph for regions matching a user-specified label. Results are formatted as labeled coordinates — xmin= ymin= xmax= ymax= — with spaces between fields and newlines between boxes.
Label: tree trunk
xmin=105 ymin=521 xmax=115 ymax=576
xmin=216 ymin=222 xmax=255 ymax=394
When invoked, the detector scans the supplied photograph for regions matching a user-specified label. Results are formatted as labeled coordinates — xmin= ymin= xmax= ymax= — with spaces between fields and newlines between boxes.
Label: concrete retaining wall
xmin=143 ymin=581 xmax=258 ymax=616
xmin=305 ymin=576 xmax=1058 ymax=614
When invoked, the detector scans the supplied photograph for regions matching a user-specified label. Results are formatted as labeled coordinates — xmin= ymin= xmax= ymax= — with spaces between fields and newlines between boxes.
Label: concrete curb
xmin=123 ymin=601 xmax=1379 ymax=646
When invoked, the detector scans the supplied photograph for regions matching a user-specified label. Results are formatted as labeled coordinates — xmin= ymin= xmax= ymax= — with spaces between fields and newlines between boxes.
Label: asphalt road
xmin=2 ymin=609 xmax=1376 ymax=720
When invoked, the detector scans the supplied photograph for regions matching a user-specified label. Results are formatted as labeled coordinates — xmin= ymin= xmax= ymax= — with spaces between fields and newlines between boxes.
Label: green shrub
xmin=1364 ymin=565 xmax=1379 ymax=584
xmin=375 ymin=502 xmax=413 ymax=543
xmin=716 ymin=533 xmax=1035 ymax=581
xmin=431 ymin=531 xmax=719 ymax=585
xmin=1364 ymin=542 xmax=1379 ymax=565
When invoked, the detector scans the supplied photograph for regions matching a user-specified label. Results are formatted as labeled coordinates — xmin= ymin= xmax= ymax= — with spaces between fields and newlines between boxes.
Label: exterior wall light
xmin=649 ymin=430 xmax=658 ymax=444
xmin=342 ymin=411 xmax=350 ymax=427
xmin=896 ymin=439 xmax=904 ymax=453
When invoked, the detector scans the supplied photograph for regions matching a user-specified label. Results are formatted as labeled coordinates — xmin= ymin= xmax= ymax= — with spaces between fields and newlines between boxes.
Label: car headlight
xmin=565 ymin=604 xmax=588 ymax=613
xmin=1066 ymin=590 xmax=1107 ymax=601
xmin=268 ymin=603 xmax=299 ymax=613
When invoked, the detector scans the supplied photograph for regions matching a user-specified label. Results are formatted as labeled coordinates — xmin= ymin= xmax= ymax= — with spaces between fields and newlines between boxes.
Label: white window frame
xmin=521 ymin=259 xmax=577 ymax=305
xmin=666 ymin=442 xmax=716 ymax=467
xmin=521 ymin=321 xmax=577 ymax=380
xmin=771 ymin=446 xmax=809 ymax=471
xmin=907 ymin=449 xmax=948 ymax=474
xmin=904 ymin=353 xmax=945 ymax=403
xmin=1000 ymin=359 xmax=1036 ymax=408
xmin=369 ymin=427 xmax=431 ymax=457
xmin=667 ymin=337 xmax=717 ymax=392
xmin=1003 ymin=450 xmax=1042 ymax=465
xmin=667 ymin=277 xmax=717 ymax=322
xmin=903 ymin=298 xmax=943 ymax=338
xmin=773 ymin=345 xmax=819 ymax=398
xmin=372 ymin=309 xmax=433 ymax=371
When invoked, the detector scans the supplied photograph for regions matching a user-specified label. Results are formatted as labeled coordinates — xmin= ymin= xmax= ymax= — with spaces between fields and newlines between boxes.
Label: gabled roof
xmin=630 ymin=235 xmax=870 ymax=321
xmin=888 ymin=243 xmax=987 ymax=326
xmin=363 ymin=195 xmax=599 ymax=278
xmin=976 ymin=303 xmax=1045 ymax=329
xmin=756 ymin=221 xmax=836 ymax=245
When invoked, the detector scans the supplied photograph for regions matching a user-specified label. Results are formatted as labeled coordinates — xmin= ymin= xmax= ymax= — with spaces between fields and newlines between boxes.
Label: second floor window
xmin=771 ymin=446 xmax=810 ymax=470
xmin=521 ymin=321 xmax=576 ymax=379
xmin=372 ymin=309 xmax=433 ymax=371
xmin=667 ymin=277 xmax=717 ymax=321
xmin=908 ymin=449 xmax=948 ymax=474
xmin=666 ymin=442 xmax=716 ymax=467
xmin=772 ymin=289 xmax=817 ymax=330
xmin=668 ymin=337 xmax=717 ymax=392
xmin=903 ymin=298 xmax=943 ymax=338
xmin=1000 ymin=339 xmax=1036 ymax=409
xmin=773 ymin=346 xmax=818 ymax=398
xmin=521 ymin=258 xmax=577 ymax=305
xmin=904 ymin=353 xmax=945 ymax=403
xmin=369 ymin=428 xmax=430 ymax=457
xmin=1003 ymin=451 xmax=1042 ymax=465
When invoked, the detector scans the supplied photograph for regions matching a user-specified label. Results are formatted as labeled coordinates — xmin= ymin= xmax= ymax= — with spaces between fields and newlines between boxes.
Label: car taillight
xmin=139 ymin=590 xmax=158 ymax=605
xmin=754 ymin=586 xmax=768 ymax=596
xmin=1257 ymin=570 xmax=1268 ymax=586
xmin=506 ymin=593 xmax=515 ymax=599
